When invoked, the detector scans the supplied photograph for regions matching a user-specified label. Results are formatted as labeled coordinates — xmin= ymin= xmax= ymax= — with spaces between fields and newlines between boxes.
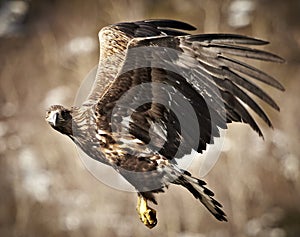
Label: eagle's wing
xmin=83 ymin=20 xmax=196 ymax=106
xmin=89 ymin=20 xmax=284 ymax=159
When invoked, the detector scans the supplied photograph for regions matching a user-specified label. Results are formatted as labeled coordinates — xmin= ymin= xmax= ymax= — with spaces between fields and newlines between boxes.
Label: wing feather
xmin=221 ymin=91 xmax=263 ymax=136
xmin=200 ymin=66 xmax=280 ymax=110
xmin=188 ymin=33 xmax=270 ymax=45
xmin=201 ymin=43 xmax=284 ymax=62
xmin=214 ymin=78 xmax=272 ymax=127
xmin=218 ymin=55 xmax=285 ymax=90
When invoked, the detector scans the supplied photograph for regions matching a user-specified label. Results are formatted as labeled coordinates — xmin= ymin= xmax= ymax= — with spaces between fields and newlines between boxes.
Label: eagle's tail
xmin=177 ymin=170 xmax=227 ymax=222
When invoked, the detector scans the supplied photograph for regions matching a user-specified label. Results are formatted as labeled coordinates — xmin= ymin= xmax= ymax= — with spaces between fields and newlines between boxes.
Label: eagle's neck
xmin=57 ymin=115 xmax=74 ymax=140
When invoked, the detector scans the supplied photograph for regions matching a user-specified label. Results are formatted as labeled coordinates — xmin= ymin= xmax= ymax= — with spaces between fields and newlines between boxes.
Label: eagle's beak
xmin=46 ymin=111 xmax=58 ymax=126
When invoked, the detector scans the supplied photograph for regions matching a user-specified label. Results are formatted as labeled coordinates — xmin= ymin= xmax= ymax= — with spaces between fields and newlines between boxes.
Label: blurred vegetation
xmin=0 ymin=0 xmax=299 ymax=236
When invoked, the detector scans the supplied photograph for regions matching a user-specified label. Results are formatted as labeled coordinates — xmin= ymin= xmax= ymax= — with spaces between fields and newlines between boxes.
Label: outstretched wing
xmin=90 ymin=20 xmax=284 ymax=160
xmin=83 ymin=20 xmax=196 ymax=106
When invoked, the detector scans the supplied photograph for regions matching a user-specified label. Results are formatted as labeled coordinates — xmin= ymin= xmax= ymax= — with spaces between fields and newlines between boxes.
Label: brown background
xmin=0 ymin=0 xmax=299 ymax=236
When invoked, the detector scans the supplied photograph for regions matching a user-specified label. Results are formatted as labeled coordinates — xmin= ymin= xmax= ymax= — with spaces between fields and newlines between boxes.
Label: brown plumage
xmin=45 ymin=19 xmax=284 ymax=228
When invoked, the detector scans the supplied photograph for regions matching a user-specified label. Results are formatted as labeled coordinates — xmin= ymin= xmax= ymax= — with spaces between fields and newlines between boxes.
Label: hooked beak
xmin=46 ymin=111 xmax=58 ymax=126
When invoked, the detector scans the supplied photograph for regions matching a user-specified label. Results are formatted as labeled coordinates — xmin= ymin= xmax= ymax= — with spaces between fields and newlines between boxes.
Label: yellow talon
xmin=136 ymin=195 xmax=157 ymax=228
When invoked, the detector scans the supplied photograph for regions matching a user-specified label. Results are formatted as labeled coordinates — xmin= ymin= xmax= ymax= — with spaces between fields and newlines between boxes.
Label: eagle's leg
xmin=136 ymin=193 xmax=157 ymax=228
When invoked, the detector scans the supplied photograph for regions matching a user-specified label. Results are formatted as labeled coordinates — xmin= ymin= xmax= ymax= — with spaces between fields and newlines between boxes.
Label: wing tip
xmin=188 ymin=34 xmax=270 ymax=45
xmin=276 ymin=81 xmax=286 ymax=91
xmin=275 ymin=55 xmax=286 ymax=64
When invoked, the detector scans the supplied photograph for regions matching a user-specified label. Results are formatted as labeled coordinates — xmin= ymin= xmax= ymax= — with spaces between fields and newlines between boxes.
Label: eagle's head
xmin=46 ymin=105 xmax=73 ymax=138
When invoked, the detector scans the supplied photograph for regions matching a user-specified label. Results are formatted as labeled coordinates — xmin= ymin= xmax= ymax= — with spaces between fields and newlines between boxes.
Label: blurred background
xmin=0 ymin=0 xmax=299 ymax=236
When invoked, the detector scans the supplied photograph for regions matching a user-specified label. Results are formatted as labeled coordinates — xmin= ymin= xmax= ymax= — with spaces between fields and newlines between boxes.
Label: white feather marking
xmin=148 ymin=121 xmax=167 ymax=142
xmin=120 ymin=115 xmax=132 ymax=127
xmin=97 ymin=129 xmax=107 ymax=135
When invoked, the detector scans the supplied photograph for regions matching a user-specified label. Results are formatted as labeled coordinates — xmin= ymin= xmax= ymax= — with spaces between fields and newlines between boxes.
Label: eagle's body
xmin=46 ymin=20 xmax=284 ymax=228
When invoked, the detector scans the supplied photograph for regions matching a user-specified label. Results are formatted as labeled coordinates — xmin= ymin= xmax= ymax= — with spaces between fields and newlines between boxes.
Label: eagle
xmin=46 ymin=19 xmax=284 ymax=228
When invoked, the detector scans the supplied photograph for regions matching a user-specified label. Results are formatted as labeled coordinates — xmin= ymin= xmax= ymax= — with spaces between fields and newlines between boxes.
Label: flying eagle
xmin=46 ymin=20 xmax=284 ymax=228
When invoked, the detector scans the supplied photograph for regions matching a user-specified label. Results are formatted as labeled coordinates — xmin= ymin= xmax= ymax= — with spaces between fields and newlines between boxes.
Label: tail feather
xmin=178 ymin=171 xmax=227 ymax=222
